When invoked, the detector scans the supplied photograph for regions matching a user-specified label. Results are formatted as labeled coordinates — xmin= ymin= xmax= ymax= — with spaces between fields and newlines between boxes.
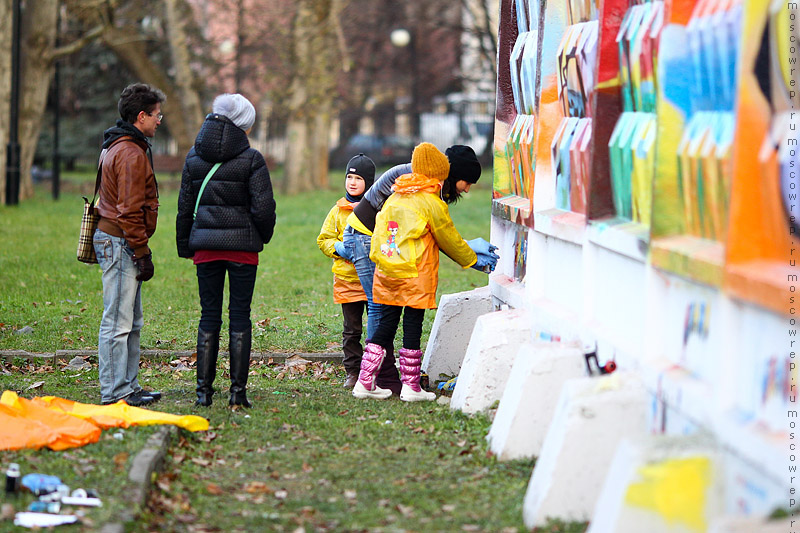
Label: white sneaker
xmin=352 ymin=381 xmax=392 ymax=399
xmin=400 ymin=384 xmax=436 ymax=402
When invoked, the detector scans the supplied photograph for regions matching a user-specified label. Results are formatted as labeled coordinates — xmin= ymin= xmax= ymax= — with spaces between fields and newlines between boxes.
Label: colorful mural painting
xmin=624 ymin=456 xmax=713 ymax=532
xmin=492 ymin=0 xmax=800 ymax=307
xmin=723 ymin=0 xmax=799 ymax=313
xmin=649 ymin=0 xmax=742 ymax=286
xmin=489 ymin=0 xmax=798 ymax=522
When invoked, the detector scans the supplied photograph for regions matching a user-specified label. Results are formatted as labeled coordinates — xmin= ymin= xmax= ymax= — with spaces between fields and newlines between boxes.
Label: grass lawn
xmin=0 ymin=175 xmax=491 ymax=354
xmin=0 ymin=177 xmax=586 ymax=532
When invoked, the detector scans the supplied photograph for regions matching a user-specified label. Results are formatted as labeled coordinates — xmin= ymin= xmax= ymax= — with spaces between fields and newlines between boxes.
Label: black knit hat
xmin=445 ymin=145 xmax=481 ymax=184
xmin=345 ymin=153 xmax=376 ymax=189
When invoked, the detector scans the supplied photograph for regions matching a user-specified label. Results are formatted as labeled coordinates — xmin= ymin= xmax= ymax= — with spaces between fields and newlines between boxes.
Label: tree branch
xmin=50 ymin=24 xmax=104 ymax=60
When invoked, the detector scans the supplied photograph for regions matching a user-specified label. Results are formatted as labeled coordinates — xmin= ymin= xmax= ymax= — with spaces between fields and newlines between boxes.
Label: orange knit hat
xmin=411 ymin=142 xmax=450 ymax=181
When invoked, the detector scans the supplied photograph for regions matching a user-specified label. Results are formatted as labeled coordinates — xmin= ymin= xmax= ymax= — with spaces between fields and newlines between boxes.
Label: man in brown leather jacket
xmin=92 ymin=83 xmax=165 ymax=407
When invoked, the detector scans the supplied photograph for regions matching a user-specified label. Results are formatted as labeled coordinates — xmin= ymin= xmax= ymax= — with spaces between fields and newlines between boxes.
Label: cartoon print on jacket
xmin=380 ymin=220 xmax=400 ymax=257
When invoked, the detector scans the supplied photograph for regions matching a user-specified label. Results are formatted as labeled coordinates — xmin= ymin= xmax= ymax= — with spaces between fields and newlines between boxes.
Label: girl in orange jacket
xmin=352 ymin=143 xmax=497 ymax=401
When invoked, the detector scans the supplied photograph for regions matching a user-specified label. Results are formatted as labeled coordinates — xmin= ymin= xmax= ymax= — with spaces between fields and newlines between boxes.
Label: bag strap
xmin=91 ymin=138 xmax=141 ymax=206
xmin=194 ymin=162 xmax=222 ymax=220
xmin=90 ymin=164 xmax=102 ymax=205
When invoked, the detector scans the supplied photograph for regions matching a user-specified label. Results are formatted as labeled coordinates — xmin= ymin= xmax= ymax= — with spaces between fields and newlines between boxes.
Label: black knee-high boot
xmin=195 ymin=328 xmax=220 ymax=407
xmin=229 ymin=329 xmax=252 ymax=407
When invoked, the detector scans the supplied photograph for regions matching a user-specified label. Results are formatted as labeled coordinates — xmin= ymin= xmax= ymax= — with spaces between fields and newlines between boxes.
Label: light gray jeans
xmin=93 ymin=229 xmax=143 ymax=403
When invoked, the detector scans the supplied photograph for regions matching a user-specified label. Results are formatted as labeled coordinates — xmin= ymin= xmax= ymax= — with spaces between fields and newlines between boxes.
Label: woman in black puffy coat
xmin=176 ymin=93 xmax=276 ymax=408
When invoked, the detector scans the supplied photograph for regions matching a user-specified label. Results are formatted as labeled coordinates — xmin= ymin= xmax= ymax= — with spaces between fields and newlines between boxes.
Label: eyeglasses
xmin=148 ymin=112 xmax=163 ymax=121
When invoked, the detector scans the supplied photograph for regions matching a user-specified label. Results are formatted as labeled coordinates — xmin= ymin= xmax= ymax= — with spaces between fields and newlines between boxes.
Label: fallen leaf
xmin=199 ymin=431 xmax=218 ymax=443
xmin=337 ymin=409 xmax=349 ymax=416
xmin=344 ymin=489 xmax=357 ymax=500
xmin=113 ymin=452 xmax=129 ymax=470
xmin=244 ymin=481 xmax=273 ymax=494
xmin=442 ymin=504 xmax=456 ymax=512
xmin=191 ymin=458 xmax=211 ymax=467
xmin=396 ymin=504 xmax=413 ymax=517
xmin=206 ymin=483 xmax=224 ymax=495
xmin=285 ymin=354 xmax=311 ymax=366
xmin=302 ymin=462 xmax=313 ymax=473
xmin=274 ymin=489 xmax=288 ymax=500
xmin=26 ymin=380 xmax=45 ymax=391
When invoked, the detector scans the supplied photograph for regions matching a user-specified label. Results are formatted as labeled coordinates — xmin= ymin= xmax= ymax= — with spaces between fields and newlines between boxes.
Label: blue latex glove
xmin=471 ymin=251 xmax=498 ymax=273
xmin=466 ymin=237 xmax=498 ymax=256
xmin=21 ymin=473 xmax=62 ymax=496
xmin=334 ymin=240 xmax=352 ymax=261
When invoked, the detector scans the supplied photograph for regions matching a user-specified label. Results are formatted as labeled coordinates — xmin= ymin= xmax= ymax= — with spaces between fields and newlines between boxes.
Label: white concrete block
xmin=449 ymin=308 xmax=532 ymax=414
xmin=487 ymin=342 xmax=585 ymax=460
xmin=422 ymin=286 xmax=493 ymax=383
xmin=523 ymin=372 xmax=648 ymax=528
xmin=588 ymin=435 xmax=726 ymax=533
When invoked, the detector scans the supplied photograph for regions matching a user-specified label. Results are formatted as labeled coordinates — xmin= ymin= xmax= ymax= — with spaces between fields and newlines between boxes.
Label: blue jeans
xmin=93 ymin=229 xmax=143 ymax=403
xmin=196 ymin=261 xmax=257 ymax=333
xmin=343 ymin=226 xmax=381 ymax=341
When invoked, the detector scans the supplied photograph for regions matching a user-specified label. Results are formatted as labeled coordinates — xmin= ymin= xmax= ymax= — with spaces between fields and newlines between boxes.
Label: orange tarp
xmin=0 ymin=392 xmax=101 ymax=451
xmin=0 ymin=403 xmax=63 ymax=451
xmin=33 ymin=396 xmax=209 ymax=432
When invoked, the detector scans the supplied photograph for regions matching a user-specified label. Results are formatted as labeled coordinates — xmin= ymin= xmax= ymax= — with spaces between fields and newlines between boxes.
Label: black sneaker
xmin=124 ymin=390 xmax=155 ymax=407
xmin=135 ymin=388 xmax=162 ymax=401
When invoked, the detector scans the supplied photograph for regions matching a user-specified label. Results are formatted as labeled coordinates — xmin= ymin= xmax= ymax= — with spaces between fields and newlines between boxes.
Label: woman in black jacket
xmin=176 ymin=94 xmax=276 ymax=408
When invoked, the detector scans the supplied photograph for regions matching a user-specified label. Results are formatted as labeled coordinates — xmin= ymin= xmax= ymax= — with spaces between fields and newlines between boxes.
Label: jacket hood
xmin=102 ymin=120 xmax=149 ymax=149
xmin=194 ymin=114 xmax=251 ymax=163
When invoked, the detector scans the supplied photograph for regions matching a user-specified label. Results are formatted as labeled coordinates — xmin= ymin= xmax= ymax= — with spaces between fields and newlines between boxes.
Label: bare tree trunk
xmin=102 ymin=27 xmax=198 ymax=157
xmin=284 ymin=115 xmax=310 ymax=195
xmin=311 ymin=110 xmax=331 ymax=188
xmin=67 ymin=1 xmax=204 ymax=158
xmin=18 ymin=0 xmax=58 ymax=201
xmin=0 ymin=0 xmax=10 ymax=204
xmin=283 ymin=0 xmax=344 ymax=194
xmin=164 ymin=0 xmax=204 ymax=147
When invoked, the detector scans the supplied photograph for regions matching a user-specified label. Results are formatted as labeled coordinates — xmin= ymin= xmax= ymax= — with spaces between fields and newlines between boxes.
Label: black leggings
xmin=370 ymin=305 xmax=425 ymax=351
xmin=196 ymin=261 xmax=257 ymax=333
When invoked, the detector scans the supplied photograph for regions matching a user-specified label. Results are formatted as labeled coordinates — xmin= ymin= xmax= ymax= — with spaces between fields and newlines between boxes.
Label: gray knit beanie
xmin=212 ymin=93 xmax=256 ymax=131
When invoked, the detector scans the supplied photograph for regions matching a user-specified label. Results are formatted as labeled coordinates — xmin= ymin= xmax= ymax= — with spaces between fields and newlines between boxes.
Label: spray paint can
xmin=4 ymin=463 xmax=20 ymax=495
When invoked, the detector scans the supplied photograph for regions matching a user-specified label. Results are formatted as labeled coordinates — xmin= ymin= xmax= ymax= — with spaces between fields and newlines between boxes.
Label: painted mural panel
xmin=649 ymin=0 xmax=741 ymax=287
xmin=723 ymin=0 xmax=799 ymax=314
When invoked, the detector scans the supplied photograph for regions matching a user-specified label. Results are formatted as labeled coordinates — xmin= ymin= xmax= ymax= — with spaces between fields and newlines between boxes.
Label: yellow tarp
xmin=34 ymin=396 xmax=209 ymax=432
xmin=0 ymin=391 xmax=101 ymax=451
xmin=0 ymin=391 xmax=209 ymax=452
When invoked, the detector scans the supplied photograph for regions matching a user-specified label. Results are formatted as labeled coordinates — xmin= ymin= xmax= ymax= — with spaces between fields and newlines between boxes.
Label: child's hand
xmin=334 ymin=241 xmax=353 ymax=261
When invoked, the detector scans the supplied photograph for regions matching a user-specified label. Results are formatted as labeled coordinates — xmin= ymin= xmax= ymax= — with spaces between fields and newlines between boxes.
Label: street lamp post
xmin=6 ymin=0 xmax=22 ymax=205
xmin=53 ymin=4 xmax=61 ymax=200
xmin=390 ymin=27 xmax=420 ymax=139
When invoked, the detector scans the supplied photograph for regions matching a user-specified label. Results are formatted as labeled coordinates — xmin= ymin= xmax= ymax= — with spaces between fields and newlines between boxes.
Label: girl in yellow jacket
xmin=352 ymin=143 xmax=498 ymax=401
xmin=317 ymin=154 xmax=376 ymax=388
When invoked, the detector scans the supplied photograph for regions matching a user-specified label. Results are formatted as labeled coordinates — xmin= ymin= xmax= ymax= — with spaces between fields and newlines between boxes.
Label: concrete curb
xmin=102 ymin=425 xmax=178 ymax=531
xmin=1 ymin=349 xmax=344 ymax=365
